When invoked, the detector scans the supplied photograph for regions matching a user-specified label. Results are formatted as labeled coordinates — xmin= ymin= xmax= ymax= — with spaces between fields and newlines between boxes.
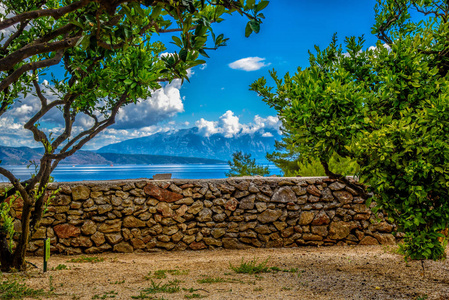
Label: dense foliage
xmin=252 ymin=0 xmax=449 ymax=260
xmin=226 ymin=151 xmax=270 ymax=177
xmin=0 ymin=0 xmax=269 ymax=271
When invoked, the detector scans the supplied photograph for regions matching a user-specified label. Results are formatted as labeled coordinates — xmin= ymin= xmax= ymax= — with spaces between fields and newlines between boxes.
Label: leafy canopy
xmin=252 ymin=0 xmax=449 ymax=260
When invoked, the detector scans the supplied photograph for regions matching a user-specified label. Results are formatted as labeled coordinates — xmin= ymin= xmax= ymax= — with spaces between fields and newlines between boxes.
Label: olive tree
xmin=0 ymin=0 xmax=269 ymax=271
xmin=251 ymin=0 xmax=449 ymax=260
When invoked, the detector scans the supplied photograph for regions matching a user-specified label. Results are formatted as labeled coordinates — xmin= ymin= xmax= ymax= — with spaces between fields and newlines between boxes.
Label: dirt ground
xmin=3 ymin=245 xmax=449 ymax=300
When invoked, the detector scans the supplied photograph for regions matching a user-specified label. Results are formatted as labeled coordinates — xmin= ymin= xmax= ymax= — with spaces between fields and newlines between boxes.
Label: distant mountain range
xmin=97 ymin=127 xmax=281 ymax=161
xmin=0 ymin=127 xmax=281 ymax=165
xmin=0 ymin=146 xmax=225 ymax=165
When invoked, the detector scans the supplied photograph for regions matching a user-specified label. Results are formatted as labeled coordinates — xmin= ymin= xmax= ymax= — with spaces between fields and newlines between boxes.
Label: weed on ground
xmin=67 ymin=256 xmax=105 ymax=263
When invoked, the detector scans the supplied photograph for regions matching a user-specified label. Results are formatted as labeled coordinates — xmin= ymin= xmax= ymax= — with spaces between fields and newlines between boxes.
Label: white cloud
xmin=200 ymin=64 xmax=207 ymax=70
xmin=262 ymin=132 xmax=273 ymax=137
xmin=115 ymin=79 xmax=184 ymax=129
xmin=195 ymin=111 xmax=281 ymax=138
xmin=228 ymin=57 xmax=271 ymax=71
xmin=220 ymin=110 xmax=240 ymax=137
xmin=195 ymin=118 xmax=220 ymax=136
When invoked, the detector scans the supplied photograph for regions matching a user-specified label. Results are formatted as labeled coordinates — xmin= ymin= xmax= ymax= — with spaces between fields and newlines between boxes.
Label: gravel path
xmin=5 ymin=245 xmax=449 ymax=300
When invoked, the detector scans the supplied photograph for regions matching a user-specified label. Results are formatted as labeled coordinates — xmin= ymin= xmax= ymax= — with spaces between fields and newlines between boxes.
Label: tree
xmin=251 ymin=0 xmax=449 ymax=260
xmin=226 ymin=151 xmax=270 ymax=177
xmin=0 ymin=0 xmax=270 ymax=271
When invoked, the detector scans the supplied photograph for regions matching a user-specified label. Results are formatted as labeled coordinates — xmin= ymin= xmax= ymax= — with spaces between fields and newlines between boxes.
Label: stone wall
xmin=8 ymin=177 xmax=397 ymax=255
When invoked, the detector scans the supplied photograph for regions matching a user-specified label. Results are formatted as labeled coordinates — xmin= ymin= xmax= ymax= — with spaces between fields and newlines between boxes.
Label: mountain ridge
xmin=97 ymin=127 xmax=281 ymax=162
xmin=0 ymin=146 xmax=225 ymax=165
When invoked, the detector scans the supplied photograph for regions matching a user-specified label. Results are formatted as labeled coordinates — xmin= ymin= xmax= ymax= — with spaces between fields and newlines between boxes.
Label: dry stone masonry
xmin=8 ymin=177 xmax=397 ymax=255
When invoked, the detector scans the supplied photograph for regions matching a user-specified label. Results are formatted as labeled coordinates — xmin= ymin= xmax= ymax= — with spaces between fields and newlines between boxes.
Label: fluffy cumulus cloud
xmin=195 ymin=110 xmax=281 ymax=138
xmin=115 ymin=79 xmax=184 ymax=129
xmin=0 ymin=75 xmax=187 ymax=147
xmin=228 ymin=57 xmax=271 ymax=71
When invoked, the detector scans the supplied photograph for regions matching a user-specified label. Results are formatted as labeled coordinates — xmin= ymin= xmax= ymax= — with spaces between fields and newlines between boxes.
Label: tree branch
xmin=50 ymin=92 xmax=129 ymax=162
xmin=0 ymin=0 xmax=89 ymax=31
xmin=0 ymin=50 xmax=64 ymax=93
xmin=32 ymin=78 xmax=48 ymax=106
xmin=0 ymin=167 xmax=28 ymax=204
xmin=0 ymin=36 xmax=80 ymax=72
xmin=320 ymin=158 xmax=368 ymax=198
xmin=0 ymin=21 xmax=30 ymax=51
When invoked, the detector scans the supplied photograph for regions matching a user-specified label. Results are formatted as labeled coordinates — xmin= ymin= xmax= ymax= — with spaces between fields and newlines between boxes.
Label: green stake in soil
xmin=43 ymin=238 xmax=50 ymax=272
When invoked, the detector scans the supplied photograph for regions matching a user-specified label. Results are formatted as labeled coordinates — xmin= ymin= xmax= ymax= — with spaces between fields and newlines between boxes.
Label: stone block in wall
xmin=334 ymin=191 xmax=353 ymax=203
xmin=271 ymin=187 xmax=296 ymax=203
xmin=187 ymin=201 xmax=204 ymax=214
xmin=328 ymin=222 xmax=350 ymax=240
xmin=72 ymin=186 xmax=90 ymax=201
xmin=222 ymin=238 xmax=251 ymax=249
xmin=81 ymin=220 xmax=97 ymax=235
xmin=373 ymin=233 xmax=395 ymax=245
xmin=53 ymin=194 xmax=71 ymax=206
xmin=113 ymin=242 xmax=133 ymax=253
xmin=106 ymin=233 xmax=123 ymax=245
xmin=359 ymin=236 xmax=379 ymax=245
xmin=257 ymin=209 xmax=282 ymax=223
xmin=123 ymin=216 xmax=146 ymax=228
xmin=311 ymin=211 xmax=330 ymax=225
xmin=98 ymin=219 xmax=122 ymax=233
xmin=144 ymin=183 xmax=183 ymax=202
xmin=54 ymin=224 xmax=80 ymax=239
xmin=298 ymin=211 xmax=315 ymax=225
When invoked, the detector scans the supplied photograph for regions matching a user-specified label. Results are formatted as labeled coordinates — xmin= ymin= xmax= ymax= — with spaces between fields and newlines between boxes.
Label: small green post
xmin=43 ymin=238 xmax=50 ymax=272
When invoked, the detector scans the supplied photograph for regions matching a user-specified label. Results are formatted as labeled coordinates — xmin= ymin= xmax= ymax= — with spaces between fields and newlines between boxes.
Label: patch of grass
xmin=109 ymin=280 xmax=125 ymax=285
xmin=138 ymin=280 xmax=180 ymax=295
xmin=254 ymin=287 xmax=263 ymax=291
xmin=0 ymin=279 xmax=50 ymax=299
xmin=281 ymin=287 xmax=292 ymax=291
xmin=229 ymin=257 xmax=270 ymax=274
xmin=52 ymin=264 xmax=69 ymax=270
xmin=145 ymin=269 xmax=189 ymax=280
xmin=92 ymin=290 xmax=118 ymax=299
xmin=197 ymin=277 xmax=226 ymax=284
xmin=67 ymin=256 xmax=105 ymax=263
xmin=184 ymin=293 xmax=206 ymax=299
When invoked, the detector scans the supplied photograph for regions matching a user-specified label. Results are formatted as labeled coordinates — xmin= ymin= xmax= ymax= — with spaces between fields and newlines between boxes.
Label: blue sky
xmin=1 ymin=0 xmax=380 ymax=149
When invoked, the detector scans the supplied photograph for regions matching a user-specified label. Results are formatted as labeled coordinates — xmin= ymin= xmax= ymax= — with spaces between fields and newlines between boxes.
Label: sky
xmin=1 ymin=0 xmax=380 ymax=150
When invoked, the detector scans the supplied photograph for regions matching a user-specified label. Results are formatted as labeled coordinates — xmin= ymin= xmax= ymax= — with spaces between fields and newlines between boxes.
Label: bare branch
xmin=50 ymin=92 xmax=129 ymax=163
xmin=29 ymin=23 xmax=77 ymax=47
xmin=0 ymin=167 xmax=28 ymax=204
xmin=0 ymin=50 xmax=63 ymax=93
xmin=1 ymin=21 xmax=30 ymax=51
xmin=0 ymin=36 xmax=80 ymax=72
xmin=32 ymin=78 xmax=48 ymax=106
xmin=0 ymin=0 xmax=89 ymax=31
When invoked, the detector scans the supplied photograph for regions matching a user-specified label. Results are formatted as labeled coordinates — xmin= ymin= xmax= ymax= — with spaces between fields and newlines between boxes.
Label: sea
xmin=0 ymin=164 xmax=282 ymax=182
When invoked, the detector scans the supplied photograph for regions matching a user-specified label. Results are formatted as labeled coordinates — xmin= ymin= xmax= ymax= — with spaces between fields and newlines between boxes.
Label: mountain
xmin=0 ymin=146 xmax=225 ymax=165
xmin=97 ymin=127 xmax=282 ymax=162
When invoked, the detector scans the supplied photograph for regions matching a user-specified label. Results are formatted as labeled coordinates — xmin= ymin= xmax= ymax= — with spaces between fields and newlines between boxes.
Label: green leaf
xmin=256 ymin=1 xmax=269 ymax=12
xmin=246 ymin=0 xmax=256 ymax=9
xmin=245 ymin=23 xmax=252 ymax=37
xmin=179 ymin=49 xmax=188 ymax=62
xmin=249 ymin=20 xmax=260 ymax=33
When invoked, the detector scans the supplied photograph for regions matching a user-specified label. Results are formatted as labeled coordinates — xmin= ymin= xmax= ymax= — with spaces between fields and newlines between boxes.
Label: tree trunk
xmin=0 ymin=233 xmax=13 ymax=272
xmin=12 ymin=199 xmax=32 ymax=271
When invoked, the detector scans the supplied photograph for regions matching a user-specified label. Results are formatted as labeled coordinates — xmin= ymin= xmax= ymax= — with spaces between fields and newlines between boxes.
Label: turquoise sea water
xmin=0 ymin=164 xmax=282 ymax=182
